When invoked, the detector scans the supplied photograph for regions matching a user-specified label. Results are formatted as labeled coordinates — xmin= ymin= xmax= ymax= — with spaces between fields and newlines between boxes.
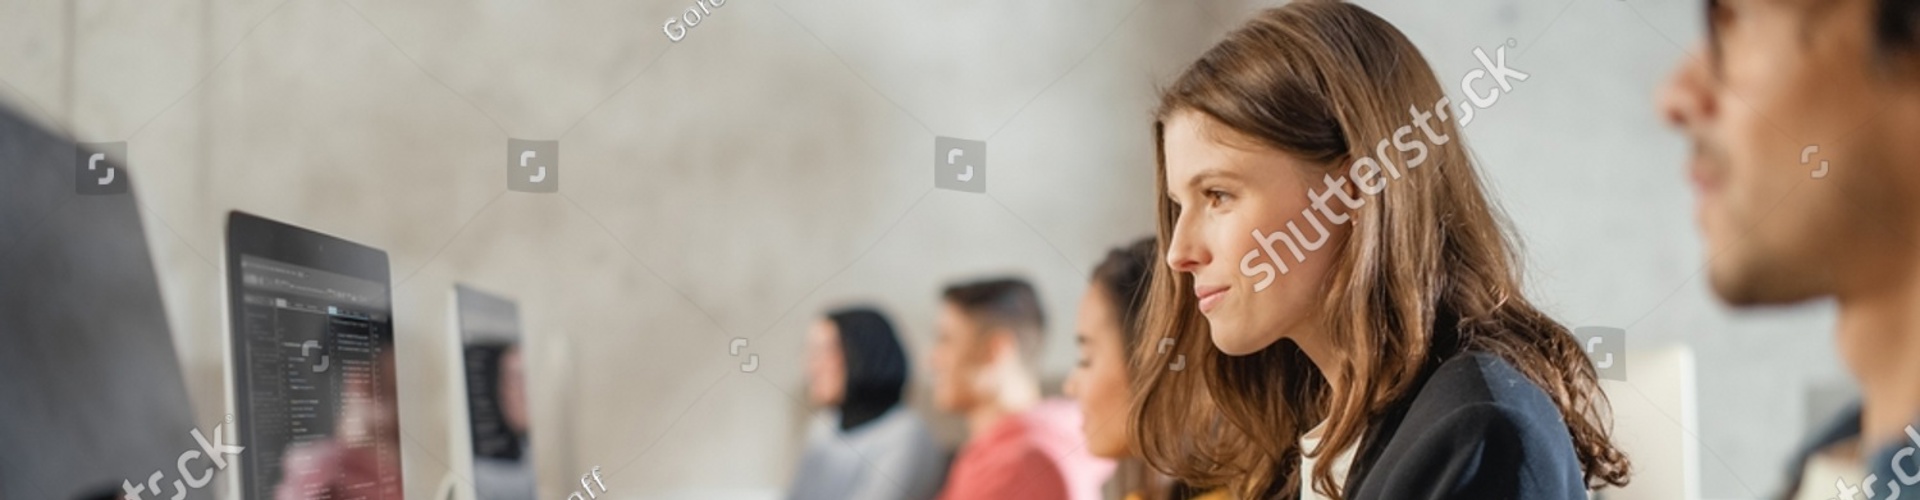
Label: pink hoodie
xmin=938 ymin=399 xmax=1114 ymax=500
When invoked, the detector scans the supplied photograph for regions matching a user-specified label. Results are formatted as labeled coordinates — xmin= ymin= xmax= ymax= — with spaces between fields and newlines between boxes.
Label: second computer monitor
xmin=456 ymin=284 xmax=536 ymax=500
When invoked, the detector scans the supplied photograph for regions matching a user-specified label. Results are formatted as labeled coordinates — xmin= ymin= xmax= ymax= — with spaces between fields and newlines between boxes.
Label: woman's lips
xmin=1195 ymin=285 xmax=1229 ymax=314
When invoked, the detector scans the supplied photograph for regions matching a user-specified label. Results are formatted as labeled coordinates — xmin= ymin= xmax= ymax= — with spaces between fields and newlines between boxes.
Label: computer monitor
xmin=1600 ymin=345 xmax=1702 ymax=500
xmin=224 ymin=211 xmax=404 ymax=499
xmin=0 ymin=107 xmax=205 ymax=499
xmin=454 ymin=284 xmax=536 ymax=500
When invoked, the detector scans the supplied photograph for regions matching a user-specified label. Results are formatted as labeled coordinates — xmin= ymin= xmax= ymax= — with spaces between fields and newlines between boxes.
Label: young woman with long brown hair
xmin=1128 ymin=2 xmax=1631 ymax=499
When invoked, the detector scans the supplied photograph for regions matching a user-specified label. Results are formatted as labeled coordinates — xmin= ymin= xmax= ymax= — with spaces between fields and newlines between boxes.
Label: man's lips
xmin=1685 ymin=141 xmax=1726 ymax=196
xmin=1688 ymin=153 xmax=1727 ymax=227
xmin=1689 ymin=159 xmax=1721 ymax=195
xmin=1195 ymin=285 xmax=1228 ymax=313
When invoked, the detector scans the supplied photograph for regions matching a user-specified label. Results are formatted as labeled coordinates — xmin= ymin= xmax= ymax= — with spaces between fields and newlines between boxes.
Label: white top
xmin=1298 ymin=421 xmax=1358 ymax=500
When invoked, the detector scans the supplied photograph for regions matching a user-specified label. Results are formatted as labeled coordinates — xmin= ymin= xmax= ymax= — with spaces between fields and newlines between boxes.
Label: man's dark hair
xmin=1881 ymin=0 xmax=1920 ymax=50
xmin=1720 ymin=0 xmax=1920 ymax=68
xmin=942 ymin=277 xmax=1047 ymax=372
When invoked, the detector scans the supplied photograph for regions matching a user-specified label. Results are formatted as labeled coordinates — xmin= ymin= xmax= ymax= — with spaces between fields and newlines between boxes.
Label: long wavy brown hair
xmin=1126 ymin=2 xmax=1631 ymax=499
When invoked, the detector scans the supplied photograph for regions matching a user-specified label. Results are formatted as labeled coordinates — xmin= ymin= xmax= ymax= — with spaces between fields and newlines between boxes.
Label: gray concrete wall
xmin=0 ymin=0 xmax=1850 ymax=498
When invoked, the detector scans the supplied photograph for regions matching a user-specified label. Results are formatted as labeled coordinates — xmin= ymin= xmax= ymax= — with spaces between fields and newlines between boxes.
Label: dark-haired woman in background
xmin=787 ymin=307 xmax=947 ymax=500
xmin=1131 ymin=2 xmax=1631 ymax=499
xmin=1066 ymin=238 xmax=1229 ymax=500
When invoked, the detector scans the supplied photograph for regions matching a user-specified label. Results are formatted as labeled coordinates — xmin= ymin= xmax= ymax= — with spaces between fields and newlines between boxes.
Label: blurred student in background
xmin=1130 ymin=2 xmax=1631 ymax=498
xmin=1065 ymin=238 xmax=1229 ymax=500
xmin=1657 ymin=0 xmax=1920 ymax=498
xmin=788 ymin=307 xmax=947 ymax=500
xmin=931 ymin=277 xmax=1113 ymax=500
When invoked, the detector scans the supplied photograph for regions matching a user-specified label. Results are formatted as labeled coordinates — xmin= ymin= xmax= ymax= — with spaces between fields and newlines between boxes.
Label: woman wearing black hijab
xmin=787 ymin=307 xmax=947 ymax=500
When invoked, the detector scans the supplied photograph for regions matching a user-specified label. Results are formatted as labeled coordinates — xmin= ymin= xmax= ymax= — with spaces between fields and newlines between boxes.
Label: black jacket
xmin=1338 ymin=347 xmax=1588 ymax=500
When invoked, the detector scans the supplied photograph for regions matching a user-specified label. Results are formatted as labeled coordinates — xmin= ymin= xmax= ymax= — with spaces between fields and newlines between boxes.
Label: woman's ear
xmin=1323 ymin=156 xmax=1365 ymax=202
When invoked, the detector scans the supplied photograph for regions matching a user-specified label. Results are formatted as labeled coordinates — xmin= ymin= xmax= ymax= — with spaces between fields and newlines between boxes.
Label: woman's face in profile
xmin=1064 ymin=285 xmax=1131 ymax=458
xmin=805 ymin=320 xmax=846 ymax=408
xmin=1161 ymin=111 xmax=1349 ymax=355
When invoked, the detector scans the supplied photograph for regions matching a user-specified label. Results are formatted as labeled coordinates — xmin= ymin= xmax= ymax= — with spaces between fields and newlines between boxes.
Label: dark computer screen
xmin=455 ymin=284 xmax=535 ymax=500
xmin=226 ymin=212 xmax=403 ymax=500
xmin=0 ymin=105 xmax=205 ymax=500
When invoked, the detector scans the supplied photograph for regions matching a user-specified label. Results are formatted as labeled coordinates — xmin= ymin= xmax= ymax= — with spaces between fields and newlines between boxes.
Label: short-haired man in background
xmin=930 ymin=277 xmax=1111 ymax=500
xmin=1659 ymin=0 xmax=1920 ymax=497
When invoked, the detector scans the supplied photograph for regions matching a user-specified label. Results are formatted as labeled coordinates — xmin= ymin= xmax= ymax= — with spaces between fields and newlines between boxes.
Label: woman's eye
xmin=1205 ymin=189 xmax=1232 ymax=206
